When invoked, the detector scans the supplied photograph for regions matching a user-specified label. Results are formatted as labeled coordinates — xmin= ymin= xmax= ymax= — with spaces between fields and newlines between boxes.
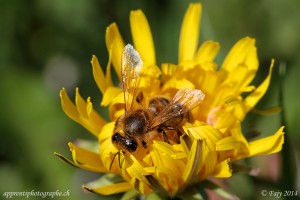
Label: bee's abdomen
xmin=148 ymin=97 xmax=169 ymax=116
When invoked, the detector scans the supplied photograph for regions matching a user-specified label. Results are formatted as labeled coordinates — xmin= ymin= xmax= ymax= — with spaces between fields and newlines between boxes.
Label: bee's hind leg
xmin=157 ymin=127 xmax=170 ymax=143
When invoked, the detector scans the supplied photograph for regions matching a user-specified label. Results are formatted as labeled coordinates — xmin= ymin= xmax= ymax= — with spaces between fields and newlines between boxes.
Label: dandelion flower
xmin=55 ymin=3 xmax=284 ymax=199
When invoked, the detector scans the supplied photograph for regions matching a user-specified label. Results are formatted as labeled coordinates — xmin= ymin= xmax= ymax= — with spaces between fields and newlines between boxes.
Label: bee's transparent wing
xmin=121 ymin=44 xmax=143 ymax=111
xmin=150 ymin=89 xmax=205 ymax=128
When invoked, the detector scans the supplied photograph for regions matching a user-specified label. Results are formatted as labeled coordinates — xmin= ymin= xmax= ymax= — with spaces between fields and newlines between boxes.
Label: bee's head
xmin=112 ymin=132 xmax=138 ymax=153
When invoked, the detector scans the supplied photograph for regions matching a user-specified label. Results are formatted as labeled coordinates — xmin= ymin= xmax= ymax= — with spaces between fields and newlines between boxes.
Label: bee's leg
xmin=157 ymin=127 xmax=170 ymax=143
xmin=164 ymin=126 xmax=183 ymax=143
xmin=109 ymin=151 xmax=120 ymax=171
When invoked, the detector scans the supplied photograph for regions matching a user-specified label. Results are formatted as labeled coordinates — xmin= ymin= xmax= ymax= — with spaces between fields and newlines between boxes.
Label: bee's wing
xmin=121 ymin=44 xmax=143 ymax=111
xmin=150 ymin=89 xmax=205 ymax=128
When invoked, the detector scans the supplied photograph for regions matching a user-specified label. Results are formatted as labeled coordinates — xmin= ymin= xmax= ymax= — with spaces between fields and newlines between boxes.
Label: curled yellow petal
xmin=54 ymin=152 xmax=79 ymax=169
xmin=183 ymin=139 xmax=204 ymax=186
xmin=151 ymin=142 xmax=185 ymax=194
xmin=91 ymin=55 xmax=107 ymax=94
xmin=184 ymin=121 xmax=222 ymax=151
xmin=130 ymin=9 xmax=156 ymax=66
xmin=162 ymin=77 xmax=195 ymax=91
xmin=216 ymin=136 xmax=243 ymax=151
xmin=145 ymin=175 xmax=168 ymax=195
xmin=60 ymin=88 xmax=80 ymax=122
xmin=161 ymin=63 xmax=178 ymax=83
xmin=179 ymin=3 xmax=202 ymax=63
xmin=223 ymin=64 xmax=256 ymax=95
xmin=60 ymin=88 xmax=106 ymax=136
xmin=83 ymin=182 xmax=133 ymax=195
xmin=75 ymin=88 xmax=89 ymax=118
xmin=207 ymin=107 xmax=236 ymax=131
xmin=202 ymin=150 xmax=218 ymax=178
xmin=106 ymin=23 xmax=125 ymax=81
xmin=195 ymin=40 xmax=220 ymax=65
xmin=124 ymin=153 xmax=147 ymax=182
xmin=213 ymin=159 xmax=232 ymax=178
xmin=244 ymin=60 xmax=274 ymax=112
xmin=248 ymin=126 xmax=285 ymax=156
xmin=101 ymin=86 xmax=123 ymax=106
xmin=68 ymin=142 xmax=107 ymax=172
xmin=221 ymin=37 xmax=258 ymax=73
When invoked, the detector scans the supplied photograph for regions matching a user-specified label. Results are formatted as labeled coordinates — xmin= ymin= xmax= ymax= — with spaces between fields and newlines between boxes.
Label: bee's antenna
xmin=109 ymin=151 xmax=120 ymax=171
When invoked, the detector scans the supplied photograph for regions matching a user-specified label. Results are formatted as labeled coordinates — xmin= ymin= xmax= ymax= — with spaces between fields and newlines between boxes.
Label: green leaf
xmin=145 ymin=193 xmax=166 ymax=200
xmin=85 ymin=173 xmax=124 ymax=189
xmin=176 ymin=186 xmax=205 ymax=200
xmin=121 ymin=190 xmax=139 ymax=200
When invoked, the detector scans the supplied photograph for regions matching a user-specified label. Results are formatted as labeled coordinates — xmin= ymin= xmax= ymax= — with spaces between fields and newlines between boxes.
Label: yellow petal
xmin=152 ymin=142 xmax=185 ymax=175
xmin=248 ymin=126 xmax=285 ymax=156
xmin=161 ymin=63 xmax=177 ymax=76
xmin=75 ymin=88 xmax=89 ymax=118
xmin=178 ymin=3 xmax=202 ymax=63
xmin=195 ymin=41 xmax=220 ymax=64
xmin=244 ymin=60 xmax=274 ymax=112
xmin=122 ymin=153 xmax=152 ymax=194
xmin=162 ymin=77 xmax=195 ymax=91
xmin=200 ymin=70 xmax=219 ymax=96
xmin=75 ymin=88 xmax=105 ymax=135
xmin=183 ymin=139 xmax=204 ymax=185
xmin=101 ymin=86 xmax=123 ymax=106
xmin=216 ymin=136 xmax=242 ymax=151
xmin=145 ymin=175 xmax=168 ymax=195
xmin=229 ymin=123 xmax=250 ymax=158
xmin=207 ymin=107 xmax=236 ymax=131
xmin=91 ymin=55 xmax=107 ymax=94
xmin=106 ymin=23 xmax=125 ymax=81
xmin=130 ymin=10 xmax=156 ymax=66
xmin=229 ymin=123 xmax=248 ymax=144
xmin=60 ymin=88 xmax=80 ymax=122
xmin=98 ymin=121 xmax=115 ymax=142
xmin=151 ymin=141 xmax=185 ymax=194
xmin=54 ymin=152 xmax=79 ymax=168
xmin=60 ymin=88 xmax=106 ymax=136
xmin=141 ymin=64 xmax=161 ymax=78
xmin=124 ymin=153 xmax=146 ymax=181
xmin=65 ymin=142 xmax=107 ymax=172
xmin=202 ymin=150 xmax=218 ymax=178
xmin=213 ymin=159 xmax=232 ymax=178
xmin=221 ymin=37 xmax=258 ymax=73
xmin=99 ymin=141 xmax=119 ymax=172
xmin=222 ymin=63 xmax=256 ymax=95
xmin=184 ymin=121 xmax=222 ymax=151
xmin=130 ymin=178 xmax=152 ymax=195
xmin=83 ymin=182 xmax=133 ymax=195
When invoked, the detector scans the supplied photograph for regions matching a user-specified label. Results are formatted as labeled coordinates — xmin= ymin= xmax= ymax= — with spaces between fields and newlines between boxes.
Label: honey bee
xmin=111 ymin=44 xmax=205 ymax=160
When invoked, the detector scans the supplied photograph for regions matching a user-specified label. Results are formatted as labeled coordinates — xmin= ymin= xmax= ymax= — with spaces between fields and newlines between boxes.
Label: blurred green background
xmin=0 ymin=0 xmax=299 ymax=199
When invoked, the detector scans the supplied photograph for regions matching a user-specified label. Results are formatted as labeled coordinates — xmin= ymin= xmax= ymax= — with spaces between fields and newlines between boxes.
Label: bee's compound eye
xmin=112 ymin=132 xmax=122 ymax=143
xmin=124 ymin=138 xmax=138 ymax=152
